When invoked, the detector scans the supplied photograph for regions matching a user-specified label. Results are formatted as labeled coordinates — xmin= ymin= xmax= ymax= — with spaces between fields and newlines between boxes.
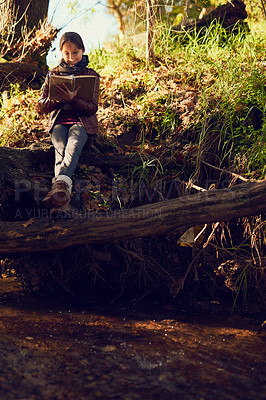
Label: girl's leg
xmin=51 ymin=124 xmax=69 ymax=177
xmin=56 ymin=123 xmax=88 ymax=178
xmin=43 ymin=124 xmax=71 ymax=209
xmin=43 ymin=123 xmax=87 ymax=209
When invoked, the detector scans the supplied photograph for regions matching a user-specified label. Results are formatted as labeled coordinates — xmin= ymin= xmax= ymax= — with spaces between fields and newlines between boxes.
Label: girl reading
xmin=38 ymin=31 xmax=100 ymax=215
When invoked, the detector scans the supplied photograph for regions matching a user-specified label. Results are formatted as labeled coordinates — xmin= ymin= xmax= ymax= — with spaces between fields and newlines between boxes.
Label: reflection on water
xmin=0 ymin=277 xmax=265 ymax=400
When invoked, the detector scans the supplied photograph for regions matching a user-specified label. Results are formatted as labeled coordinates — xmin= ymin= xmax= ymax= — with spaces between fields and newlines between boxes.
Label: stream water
xmin=0 ymin=277 xmax=265 ymax=400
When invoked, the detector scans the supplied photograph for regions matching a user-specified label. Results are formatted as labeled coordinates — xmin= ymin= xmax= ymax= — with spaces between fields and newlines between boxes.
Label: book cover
xmin=49 ymin=75 xmax=96 ymax=101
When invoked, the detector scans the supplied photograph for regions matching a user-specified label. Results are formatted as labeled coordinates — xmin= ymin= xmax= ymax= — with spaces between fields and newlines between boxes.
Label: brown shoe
xmin=50 ymin=201 xmax=74 ymax=219
xmin=43 ymin=181 xmax=71 ymax=208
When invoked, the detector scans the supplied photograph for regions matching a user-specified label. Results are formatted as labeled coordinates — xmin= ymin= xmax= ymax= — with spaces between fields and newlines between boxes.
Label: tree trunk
xmin=108 ymin=0 xmax=125 ymax=38
xmin=175 ymin=0 xmax=248 ymax=35
xmin=0 ymin=179 xmax=265 ymax=254
xmin=146 ymin=0 xmax=155 ymax=65
xmin=261 ymin=0 xmax=266 ymax=18
xmin=9 ymin=0 xmax=49 ymax=37
xmin=1 ymin=0 xmax=52 ymax=70
xmin=181 ymin=0 xmax=190 ymax=27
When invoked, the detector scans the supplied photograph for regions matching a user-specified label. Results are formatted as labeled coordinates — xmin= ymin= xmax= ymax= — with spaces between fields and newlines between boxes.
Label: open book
xmin=49 ymin=75 xmax=96 ymax=101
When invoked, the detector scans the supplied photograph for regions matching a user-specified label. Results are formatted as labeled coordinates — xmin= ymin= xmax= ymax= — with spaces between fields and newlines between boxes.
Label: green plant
xmin=0 ymin=85 xmax=47 ymax=147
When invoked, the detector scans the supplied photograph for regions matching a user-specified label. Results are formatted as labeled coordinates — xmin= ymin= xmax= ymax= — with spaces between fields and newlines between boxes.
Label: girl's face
xmin=61 ymin=41 xmax=84 ymax=66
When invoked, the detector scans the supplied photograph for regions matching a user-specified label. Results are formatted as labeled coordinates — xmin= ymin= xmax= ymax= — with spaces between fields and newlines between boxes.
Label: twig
xmin=173 ymin=248 xmax=204 ymax=296
xmin=194 ymin=224 xmax=208 ymax=242
xmin=187 ymin=180 xmax=207 ymax=192
xmin=203 ymin=222 xmax=220 ymax=248
xmin=201 ymin=160 xmax=249 ymax=182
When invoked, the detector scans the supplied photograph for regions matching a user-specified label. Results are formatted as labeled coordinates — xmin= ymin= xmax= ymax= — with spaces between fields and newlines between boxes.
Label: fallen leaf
xmin=101 ymin=345 xmax=116 ymax=352
xmin=23 ymin=218 xmax=35 ymax=228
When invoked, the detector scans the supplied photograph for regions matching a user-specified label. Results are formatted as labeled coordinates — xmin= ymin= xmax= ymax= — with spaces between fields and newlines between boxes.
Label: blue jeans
xmin=51 ymin=123 xmax=88 ymax=178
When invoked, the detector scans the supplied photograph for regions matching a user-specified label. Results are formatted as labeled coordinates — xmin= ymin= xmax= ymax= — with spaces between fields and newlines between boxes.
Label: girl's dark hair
xmin=59 ymin=32 xmax=85 ymax=52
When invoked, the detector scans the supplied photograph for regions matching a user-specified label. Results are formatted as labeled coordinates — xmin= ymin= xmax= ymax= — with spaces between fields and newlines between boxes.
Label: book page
xmin=74 ymin=76 xmax=96 ymax=101
xmin=49 ymin=75 xmax=75 ymax=101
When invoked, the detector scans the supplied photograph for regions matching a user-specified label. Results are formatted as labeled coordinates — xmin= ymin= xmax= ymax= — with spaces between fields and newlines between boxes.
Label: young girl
xmin=38 ymin=31 xmax=100 ymax=214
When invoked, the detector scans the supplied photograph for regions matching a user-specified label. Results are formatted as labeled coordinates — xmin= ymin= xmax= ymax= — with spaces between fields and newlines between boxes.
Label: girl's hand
xmin=55 ymin=83 xmax=80 ymax=102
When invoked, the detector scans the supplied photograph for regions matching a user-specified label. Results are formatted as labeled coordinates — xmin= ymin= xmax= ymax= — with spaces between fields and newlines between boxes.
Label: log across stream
xmin=0 ymin=179 xmax=265 ymax=253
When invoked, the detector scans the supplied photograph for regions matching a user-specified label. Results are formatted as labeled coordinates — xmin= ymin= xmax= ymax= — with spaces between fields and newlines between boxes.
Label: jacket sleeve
xmin=68 ymin=71 xmax=100 ymax=116
xmin=38 ymin=73 xmax=63 ymax=114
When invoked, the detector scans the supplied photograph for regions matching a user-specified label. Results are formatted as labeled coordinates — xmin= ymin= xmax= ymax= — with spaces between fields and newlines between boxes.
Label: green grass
xmin=90 ymin=20 xmax=266 ymax=180
xmin=0 ymin=84 xmax=48 ymax=147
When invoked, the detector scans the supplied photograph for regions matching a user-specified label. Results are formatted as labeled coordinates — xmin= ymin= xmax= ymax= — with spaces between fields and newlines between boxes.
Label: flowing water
xmin=0 ymin=278 xmax=265 ymax=400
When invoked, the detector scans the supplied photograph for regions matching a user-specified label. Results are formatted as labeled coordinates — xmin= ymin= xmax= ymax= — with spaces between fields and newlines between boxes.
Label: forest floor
xmin=0 ymin=277 xmax=265 ymax=400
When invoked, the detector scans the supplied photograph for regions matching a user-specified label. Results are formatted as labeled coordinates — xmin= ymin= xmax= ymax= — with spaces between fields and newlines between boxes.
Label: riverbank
xmin=0 ymin=277 xmax=265 ymax=400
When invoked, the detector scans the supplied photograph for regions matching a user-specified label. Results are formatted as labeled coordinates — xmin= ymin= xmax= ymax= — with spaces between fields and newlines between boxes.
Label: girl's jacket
xmin=38 ymin=66 xmax=100 ymax=135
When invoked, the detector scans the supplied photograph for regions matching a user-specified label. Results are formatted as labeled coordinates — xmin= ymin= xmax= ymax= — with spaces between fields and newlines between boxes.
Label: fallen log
xmin=0 ymin=180 xmax=265 ymax=254
xmin=174 ymin=0 xmax=248 ymax=36
xmin=0 ymin=144 xmax=174 ymax=173
xmin=0 ymin=62 xmax=45 ymax=90
xmin=0 ymin=143 xmax=176 ymax=220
